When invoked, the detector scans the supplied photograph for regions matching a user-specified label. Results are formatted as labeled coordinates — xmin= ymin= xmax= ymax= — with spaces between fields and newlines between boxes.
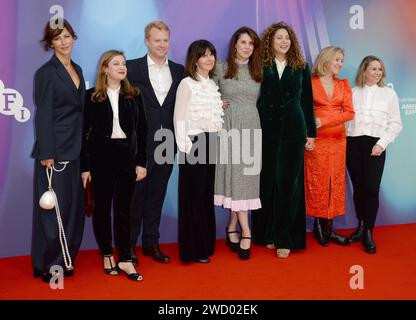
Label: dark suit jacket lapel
xmin=51 ymin=55 xmax=82 ymax=101
xmin=118 ymin=94 xmax=128 ymax=131
xmin=140 ymin=55 xmax=161 ymax=107
xmin=105 ymin=96 xmax=114 ymax=133
xmin=270 ymin=61 xmax=284 ymax=96
xmin=162 ymin=60 xmax=180 ymax=107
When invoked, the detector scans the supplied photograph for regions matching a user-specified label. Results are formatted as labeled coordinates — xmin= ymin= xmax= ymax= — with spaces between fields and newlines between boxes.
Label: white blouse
xmin=346 ymin=84 xmax=402 ymax=149
xmin=107 ymin=87 xmax=127 ymax=139
xmin=275 ymin=59 xmax=287 ymax=79
xmin=174 ymin=75 xmax=224 ymax=154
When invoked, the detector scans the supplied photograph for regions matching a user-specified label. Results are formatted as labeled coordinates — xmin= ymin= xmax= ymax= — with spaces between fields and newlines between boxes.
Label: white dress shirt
xmin=147 ymin=55 xmax=172 ymax=106
xmin=346 ymin=84 xmax=402 ymax=149
xmin=275 ymin=59 xmax=287 ymax=79
xmin=173 ymin=75 xmax=224 ymax=154
xmin=107 ymin=87 xmax=127 ymax=139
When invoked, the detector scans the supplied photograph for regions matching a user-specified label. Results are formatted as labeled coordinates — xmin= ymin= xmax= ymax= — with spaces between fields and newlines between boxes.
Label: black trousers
xmin=90 ymin=139 xmax=135 ymax=261
xmin=178 ymin=132 xmax=217 ymax=262
xmin=32 ymin=158 xmax=85 ymax=272
xmin=346 ymin=136 xmax=386 ymax=229
xmin=130 ymin=159 xmax=173 ymax=248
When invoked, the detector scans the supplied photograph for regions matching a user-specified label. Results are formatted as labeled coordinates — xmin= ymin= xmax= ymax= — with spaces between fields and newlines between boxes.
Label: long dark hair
xmin=224 ymin=26 xmax=263 ymax=82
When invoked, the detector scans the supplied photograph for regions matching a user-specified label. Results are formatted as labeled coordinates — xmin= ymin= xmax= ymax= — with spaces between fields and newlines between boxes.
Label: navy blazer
xmin=31 ymin=55 xmax=86 ymax=161
xmin=126 ymin=55 xmax=184 ymax=157
xmin=80 ymin=88 xmax=147 ymax=172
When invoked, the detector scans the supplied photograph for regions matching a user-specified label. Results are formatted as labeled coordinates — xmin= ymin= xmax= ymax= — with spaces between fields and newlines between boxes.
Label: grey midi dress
xmin=214 ymin=62 xmax=262 ymax=211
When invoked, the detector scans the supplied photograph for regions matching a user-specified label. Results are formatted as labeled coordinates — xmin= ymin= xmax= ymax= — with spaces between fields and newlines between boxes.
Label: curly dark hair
xmin=261 ymin=21 xmax=306 ymax=70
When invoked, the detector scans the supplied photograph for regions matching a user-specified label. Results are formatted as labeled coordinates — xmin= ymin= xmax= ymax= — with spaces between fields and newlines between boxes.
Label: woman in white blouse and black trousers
xmin=81 ymin=50 xmax=147 ymax=280
xmin=346 ymin=55 xmax=402 ymax=254
xmin=174 ymin=40 xmax=224 ymax=263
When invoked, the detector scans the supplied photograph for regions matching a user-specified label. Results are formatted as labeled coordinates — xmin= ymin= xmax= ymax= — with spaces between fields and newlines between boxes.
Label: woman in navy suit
xmin=81 ymin=50 xmax=147 ymax=281
xmin=32 ymin=19 xmax=86 ymax=283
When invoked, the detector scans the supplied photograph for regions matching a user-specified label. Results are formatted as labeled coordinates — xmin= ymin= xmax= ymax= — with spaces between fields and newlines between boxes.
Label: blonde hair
xmin=144 ymin=20 xmax=170 ymax=39
xmin=312 ymin=46 xmax=345 ymax=77
xmin=261 ymin=21 xmax=306 ymax=70
xmin=91 ymin=50 xmax=139 ymax=103
xmin=355 ymin=55 xmax=386 ymax=87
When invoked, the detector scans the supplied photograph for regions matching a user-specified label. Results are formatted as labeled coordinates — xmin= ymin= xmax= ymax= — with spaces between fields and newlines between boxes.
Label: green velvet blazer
xmin=257 ymin=62 xmax=317 ymax=142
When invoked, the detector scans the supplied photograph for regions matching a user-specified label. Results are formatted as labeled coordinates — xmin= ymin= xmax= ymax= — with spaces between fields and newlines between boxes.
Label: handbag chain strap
xmin=46 ymin=163 xmax=73 ymax=270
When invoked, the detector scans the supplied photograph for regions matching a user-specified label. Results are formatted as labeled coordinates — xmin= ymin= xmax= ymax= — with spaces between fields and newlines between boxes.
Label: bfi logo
xmin=0 ymin=80 xmax=31 ymax=123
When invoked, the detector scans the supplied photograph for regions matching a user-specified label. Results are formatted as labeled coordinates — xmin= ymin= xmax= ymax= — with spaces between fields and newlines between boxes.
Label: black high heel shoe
xmin=226 ymin=227 xmax=240 ymax=253
xmin=313 ymin=218 xmax=329 ymax=247
xmin=117 ymin=261 xmax=143 ymax=282
xmin=238 ymin=236 xmax=252 ymax=260
xmin=103 ymin=255 xmax=119 ymax=276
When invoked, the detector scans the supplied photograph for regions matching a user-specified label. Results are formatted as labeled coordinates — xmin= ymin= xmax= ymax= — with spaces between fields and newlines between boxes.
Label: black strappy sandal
xmin=117 ymin=261 xmax=143 ymax=282
xmin=103 ymin=255 xmax=119 ymax=276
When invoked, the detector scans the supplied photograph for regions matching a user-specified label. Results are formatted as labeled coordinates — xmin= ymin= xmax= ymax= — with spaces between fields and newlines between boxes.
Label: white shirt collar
xmin=364 ymin=83 xmax=379 ymax=90
xmin=107 ymin=86 xmax=120 ymax=94
xmin=147 ymin=54 xmax=169 ymax=67
xmin=275 ymin=58 xmax=287 ymax=67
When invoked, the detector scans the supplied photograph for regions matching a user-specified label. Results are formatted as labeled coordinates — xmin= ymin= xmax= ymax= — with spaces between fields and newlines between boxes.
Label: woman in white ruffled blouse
xmin=346 ymin=55 xmax=402 ymax=254
xmin=173 ymin=40 xmax=223 ymax=263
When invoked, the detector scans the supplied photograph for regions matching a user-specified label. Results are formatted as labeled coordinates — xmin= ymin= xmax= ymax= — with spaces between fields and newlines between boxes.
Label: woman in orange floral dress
xmin=304 ymin=46 xmax=355 ymax=246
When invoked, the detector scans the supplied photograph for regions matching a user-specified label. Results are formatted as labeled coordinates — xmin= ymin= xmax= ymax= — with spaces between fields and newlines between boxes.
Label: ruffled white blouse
xmin=174 ymin=75 xmax=224 ymax=154
xmin=346 ymin=84 xmax=402 ymax=149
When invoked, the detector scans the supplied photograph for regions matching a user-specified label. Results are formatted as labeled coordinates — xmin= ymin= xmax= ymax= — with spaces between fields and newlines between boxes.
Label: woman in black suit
xmin=32 ymin=19 xmax=86 ymax=283
xmin=81 ymin=50 xmax=147 ymax=282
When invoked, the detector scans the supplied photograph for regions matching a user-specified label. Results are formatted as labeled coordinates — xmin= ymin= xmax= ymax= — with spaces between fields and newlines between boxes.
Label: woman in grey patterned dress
xmin=214 ymin=27 xmax=263 ymax=260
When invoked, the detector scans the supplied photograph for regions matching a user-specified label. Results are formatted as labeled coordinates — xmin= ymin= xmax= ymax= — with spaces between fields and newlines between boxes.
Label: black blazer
xmin=126 ymin=55 xmax=184 ymax=157
xmin=80 ymin=88 xmax=147 ymax=172
xmin=31 ymin=55 xmax=86 ymax=161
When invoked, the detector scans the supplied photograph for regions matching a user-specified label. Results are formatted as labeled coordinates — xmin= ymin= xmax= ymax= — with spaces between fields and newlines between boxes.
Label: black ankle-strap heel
xmin=238 ymin=236 xmax=252 ymax=260
xmin=226 ymin=227 xmax=240 ymax=253
xmin=103 ymin=254 xmax=119 ymax=276
xmin=117 ymin=261 xmax=143 ymax=282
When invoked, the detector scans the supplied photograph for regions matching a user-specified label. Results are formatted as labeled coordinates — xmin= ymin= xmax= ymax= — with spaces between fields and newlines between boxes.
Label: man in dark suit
xmin=127 ymin=21 xmax=184 ymax=264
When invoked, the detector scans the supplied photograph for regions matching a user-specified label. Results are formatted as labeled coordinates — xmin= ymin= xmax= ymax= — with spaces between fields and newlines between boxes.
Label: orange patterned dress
xmin=304 ymin=76 xmax=355 ymax=218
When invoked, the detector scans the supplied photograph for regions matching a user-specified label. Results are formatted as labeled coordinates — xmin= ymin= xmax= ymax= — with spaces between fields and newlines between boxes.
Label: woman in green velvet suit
xmin=252 ymin=21 xmax=316 ymax=258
